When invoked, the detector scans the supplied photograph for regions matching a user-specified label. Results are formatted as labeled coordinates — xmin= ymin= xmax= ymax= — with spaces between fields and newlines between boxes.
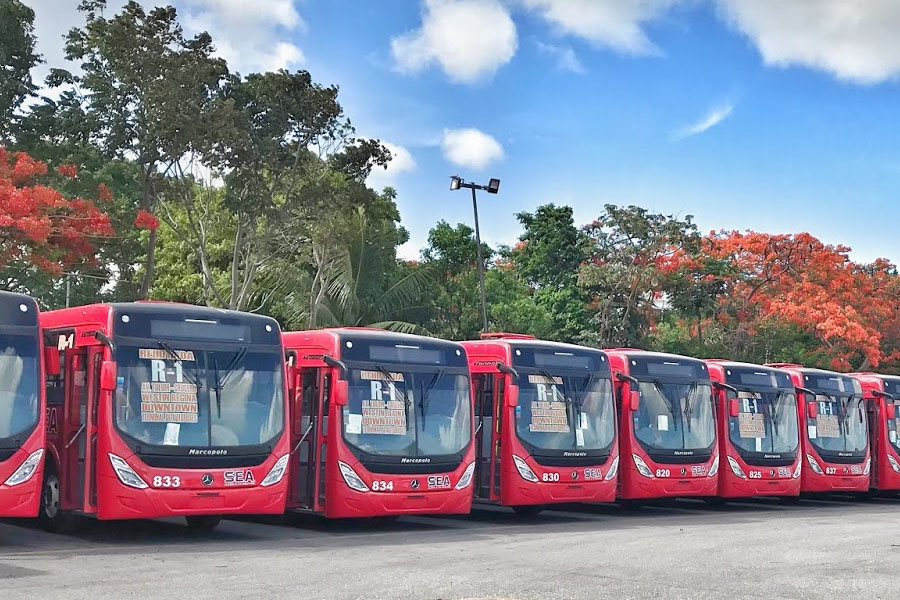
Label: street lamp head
xmin=487 ymin=178 xmax=500 ymax=194
xmin=449 ymin=175 xmax=462 ymax=191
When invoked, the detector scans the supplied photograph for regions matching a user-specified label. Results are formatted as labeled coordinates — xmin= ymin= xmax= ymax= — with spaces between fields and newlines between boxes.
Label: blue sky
xmin=29 ymin=0 xmax=900 ymax=262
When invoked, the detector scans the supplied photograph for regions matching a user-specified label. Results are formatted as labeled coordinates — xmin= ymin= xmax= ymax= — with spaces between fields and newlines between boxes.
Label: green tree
xmin=579 ymin=204 xmax=701 ymax=347
xmin=0 ymin=0 xmax=39 ymax=139
xmin=60 ymin=0 xmax=231 ymax=298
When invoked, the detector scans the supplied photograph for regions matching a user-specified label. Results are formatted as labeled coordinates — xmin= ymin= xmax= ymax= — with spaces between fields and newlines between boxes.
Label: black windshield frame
xmin=725 ymin=386 xmax=799 ymax=464
xmin=0 ymin=327 xmax=41 ymax=452
xmin=112 ymin=334 xmax=285 ymax=459
xmin=804 ymin=390 xmax=868 ymax=461
xmin=511 ymin=366 xmax=616 ymax=460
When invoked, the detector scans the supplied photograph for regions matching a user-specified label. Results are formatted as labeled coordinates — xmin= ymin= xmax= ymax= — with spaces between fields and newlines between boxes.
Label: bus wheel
xmin=185 ymin=516 xmax=221 ymax=531
xmin=39 ymin=470 xmax=77 ymax=533
xmin=512 ymin=505 xmax=543 ymax=517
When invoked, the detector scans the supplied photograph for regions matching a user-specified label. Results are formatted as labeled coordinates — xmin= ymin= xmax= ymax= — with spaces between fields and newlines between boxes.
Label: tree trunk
xmin=138 ymin=227 xmax=157 ymax=299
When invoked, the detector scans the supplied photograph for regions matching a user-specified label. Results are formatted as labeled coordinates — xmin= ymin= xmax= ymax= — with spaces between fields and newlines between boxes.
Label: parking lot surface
xmin=1 ymin=497 xmax=898 ymax=600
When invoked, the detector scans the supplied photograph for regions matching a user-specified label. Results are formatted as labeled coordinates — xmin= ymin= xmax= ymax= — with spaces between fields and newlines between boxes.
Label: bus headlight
xmin=727 ymin=456 xmax=746 ymax=479
xmin=338 ymin=461 xmax=369 ymax=492
xmin=455 ymin=462 xmax=476 ymax=490
xmin=108 ymin=453 xmax=149 ymax=489
xmin=863 ymin=458 xmax=871 ymax=476
xmin=806 ymin=453 xmax=824 ymax=475
xmin=260 ymin=454 xmax=290 ymax=487
xmin=632 ymin=454 xmax=653 ymax=478
xmin=512 ymin=455 xmax=539 ymax=482
xmin=604 ymin=456 xmax=619 ymax=481
xmin=888 ymin=454 xmax=900 ymax=474
xmin=708 ymin=455 xmax=719 ymax=477
xmin=4 ymin=449 xmax=43 ymax=487
xmin=792 ymin=460 xmax=802 ymax=479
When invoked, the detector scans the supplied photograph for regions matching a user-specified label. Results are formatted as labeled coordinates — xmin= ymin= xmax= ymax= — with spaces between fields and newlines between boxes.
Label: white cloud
xmin=717 ymin=0 xmax=900 ymax=84
xmin=534 ymin=39 xmax=585 ymax=74
xmin=367 ymin=142 xmax=417 ymax=188
xmin=391 ymin=0 xmax=518 ymax=83
xmin=673 ymin=101 xmax=734 ymax=140
xmin=522 ymin=0 xmax=682 ymax=55
xmin=178 ymin=0 xmax=305 ymax=74
xmin=442 ymin=128 xmax=504 ymax=169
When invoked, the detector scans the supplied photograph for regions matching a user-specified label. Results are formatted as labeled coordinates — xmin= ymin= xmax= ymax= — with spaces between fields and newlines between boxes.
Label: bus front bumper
xmin=97 ymin=474 xmax=287 ymax=520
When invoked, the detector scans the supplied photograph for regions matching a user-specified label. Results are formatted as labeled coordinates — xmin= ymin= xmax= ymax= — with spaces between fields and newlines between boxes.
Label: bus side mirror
xmin=629 ymin=390 xmax=640 ymax=412
xmin=807 ymin=402 xmax=818 ymax=420
xmin=100 ymin=360 xmax=117 ymax=391
xmin=887 ymin=404 xmax=896 ymax=420
xmin=729 ymin=398 xmax=740 ymax=418
xmin=333 ymin=379 xmax=348 ymax=406
xmin=44 ymin=347 xmax=60 ymax=376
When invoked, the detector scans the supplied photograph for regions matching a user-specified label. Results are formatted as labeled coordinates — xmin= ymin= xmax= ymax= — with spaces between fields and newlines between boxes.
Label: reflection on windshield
xmin=634 ymin=381 xmax=715 ymax=451
xmin=808 ymin=394 xmax=867 ymax=453
xmin=114 ymin=345 xmax=284 ymax=447
xmin=342 ymin=368 xmax=471 ymax=457
xmin=515 ymin=373 xmax=615 ymax=452
xmin=729 ymin=390 xmax=799 ymax=454
xmin=0 ymin=335 xmax=40 ymax=439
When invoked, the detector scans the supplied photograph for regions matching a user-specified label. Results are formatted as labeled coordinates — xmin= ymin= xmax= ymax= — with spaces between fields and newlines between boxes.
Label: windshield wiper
xmin=377 ymin=366 xmax=410 ymax=410
xmin=652 ymin=379 xmax=678 ymax=430
xmin=157 ymin=341 xmax=201 ymax=388
xmin=540 ymin=369 xmax=576 ymax=442
xmin=418 ymin=369 xmax=444 ymax=429
xmin=210 ymin=347 xmax=248 ymax=419
xmin=767 ymin=390 xmax=786 ymax=437
xmin=683 ymin=382 xmax=699 ymax=433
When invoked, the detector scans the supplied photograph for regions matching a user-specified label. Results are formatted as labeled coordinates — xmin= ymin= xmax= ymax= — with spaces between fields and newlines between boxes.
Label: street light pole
xmin=469 ymin=185 xmax=489 ymax=334
xmin=449 ymin=176 xmax=500 ymax=335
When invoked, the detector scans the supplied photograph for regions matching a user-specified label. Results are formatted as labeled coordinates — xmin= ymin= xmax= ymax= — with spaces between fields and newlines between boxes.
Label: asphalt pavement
xmin=1 ymin=496 xmax=898 ymax=600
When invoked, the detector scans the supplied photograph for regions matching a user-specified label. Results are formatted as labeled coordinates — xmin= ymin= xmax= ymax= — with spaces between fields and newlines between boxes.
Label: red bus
xmin=768 ymin=365 xmax=868 ymax=494
xmin=604 ymin=350 xmax=718 ymax=501
xmin=460 ymin=334 xmax=618 ymax=515
xmin=282 ymin=328 xmax=474 ymax=518
xmin=39 ymin=302 xmax=290 ymax=531
xmin=848 ymin=372 xmax=900 ymax=494
xmin=704 ymin=361 xmax=801 ymax=499
xmin=0 ymin=291 xmax=45 ymax=517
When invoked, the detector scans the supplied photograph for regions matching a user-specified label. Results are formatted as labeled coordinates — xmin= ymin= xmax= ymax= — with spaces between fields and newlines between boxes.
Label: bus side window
xmin=495 ymin=375 xmax=504 ymax=434
xmin=45 ymin=350 xmax=66 ymax=407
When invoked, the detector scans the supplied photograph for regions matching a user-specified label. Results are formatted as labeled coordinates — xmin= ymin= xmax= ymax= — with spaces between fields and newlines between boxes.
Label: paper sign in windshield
xmin=139 ymin=348 xmax=198 ymax=423
xmin=528 ymin=375 xmax=570 ymax=433
xmin=817 ymin=414 xmax=840 ymax=438
xmin=738 ymin=412 xmax=765 ymax=438
xmin=361 ymin=372 xmax=407 ymax=435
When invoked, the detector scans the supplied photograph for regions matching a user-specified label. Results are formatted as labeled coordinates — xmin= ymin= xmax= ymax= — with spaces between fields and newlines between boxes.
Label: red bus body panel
xmin=283 ymin=329 xmax=475 ymax=519
xmin=704 ymin=361 xmax=801 ymax=498
xmin=850 ymin=373 xmax=900 ymax=492
xmin=0 ymin=292 xmax=45 ymax=517
xmin=770 ymin=365 xmax=869 ymax=493
xmin=605 ymin=350 xmax=718 ymax=500
xmin=461 ymin=339 xmax=618 ymax=508
xmin=40 ymin=303 xmax=290 ymax=521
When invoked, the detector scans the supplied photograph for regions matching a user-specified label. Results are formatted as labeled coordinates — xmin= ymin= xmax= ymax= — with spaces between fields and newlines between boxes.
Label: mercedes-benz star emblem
xmin=571 ymin=471 xmax=578 ymax=480
xmin=201 ymin=473 xmax=214 ymax=486
xmin=680 ymin=467 xmax=687 ymax=476
xmin=410 ymin=479 xmax=420 ymax=489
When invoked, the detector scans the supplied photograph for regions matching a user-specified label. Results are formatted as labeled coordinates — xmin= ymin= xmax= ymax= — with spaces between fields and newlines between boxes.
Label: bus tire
xmin=512 ymin=505 xmax=543 ymax=517
xmin=39 ymin=469 xmax=78 ymax=533
xmin=185 ymin=515 xmax=221 ymax=531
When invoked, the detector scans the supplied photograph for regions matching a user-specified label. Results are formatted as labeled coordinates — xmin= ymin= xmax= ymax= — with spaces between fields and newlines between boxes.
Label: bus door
xmin=61 ymin=347 xmax=89 ymax=511
xmin=473 ymin=373 xmax=503 ymax=501
xmin=294 ymin=368 xmax=330 ymax=511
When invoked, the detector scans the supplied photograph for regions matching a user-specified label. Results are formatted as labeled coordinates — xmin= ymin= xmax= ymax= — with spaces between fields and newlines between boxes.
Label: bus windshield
xmin=0 ymin=335 xmax=40 ymax=440
xmin=113 ymin=344 xmax=284 ymax=448
xmin=515 ymin=373 xmax=616 ymax=452
xmin=729 ymin=390 xmax=799 ymax=455
xmin=634 ymin=380 xmax=715 ymax=451
xmin=808 ymin=393 xmax=867 ymax=453
xmin=342 ymin=368 xmax=471 ymax=458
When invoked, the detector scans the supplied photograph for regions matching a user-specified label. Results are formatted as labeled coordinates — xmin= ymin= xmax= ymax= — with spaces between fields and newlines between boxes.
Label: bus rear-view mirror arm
xmin=497 ymin=362 xmax=519 ymax=385
xmin=713 ymin=381 xmax=738 ymax=394
xmin=615 ymin=372 xmax=638 ymax=385
xmin=323 ymin=354 xmax=348 ymax=380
